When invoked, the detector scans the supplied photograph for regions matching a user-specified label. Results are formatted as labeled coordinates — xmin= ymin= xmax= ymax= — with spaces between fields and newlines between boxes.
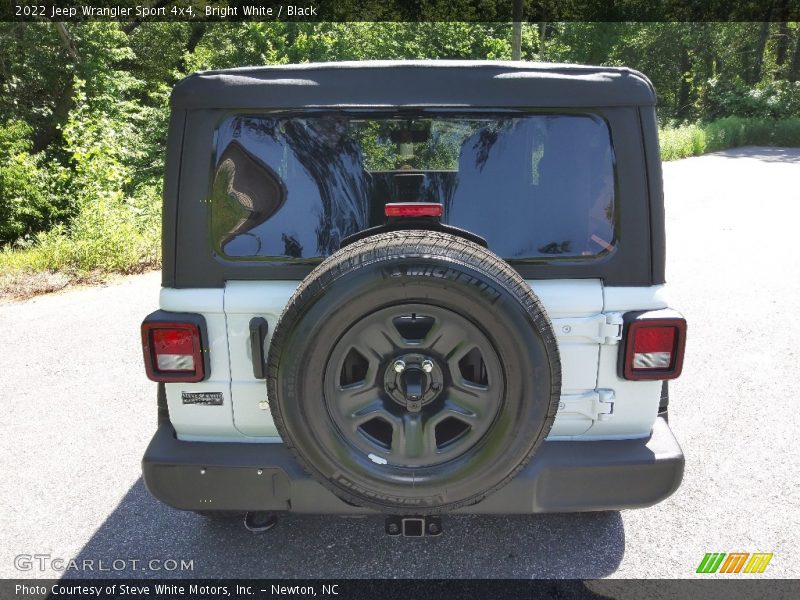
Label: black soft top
xmin=171 ymin=60 xmax=656 ymax=110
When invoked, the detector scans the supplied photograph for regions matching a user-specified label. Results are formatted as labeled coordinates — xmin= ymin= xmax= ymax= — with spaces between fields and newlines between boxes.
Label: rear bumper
xmin=142 ymin=417 xmax=684 ymax=514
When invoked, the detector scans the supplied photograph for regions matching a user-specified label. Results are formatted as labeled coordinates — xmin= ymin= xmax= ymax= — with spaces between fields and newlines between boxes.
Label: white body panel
xmin=225 ymin=281 xmax=299 ymax=439
xmin=160 ymin=288 xmax=238 ymax=441
xmin=160 ymin=280 xmax=668 ymax=443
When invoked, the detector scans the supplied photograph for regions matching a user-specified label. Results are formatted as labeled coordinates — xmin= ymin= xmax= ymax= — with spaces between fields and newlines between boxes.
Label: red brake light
xmin=622 ymin=314 xmax=686 ymax=380
xmin=633 ymin=327 xmax=676 ymax=367
xmin=142 ymin=321 xmax=205 ymax=383
xmin=385 ymin=203 xmax=443 ymax=218
xmin=152 ymin=329 xmax=195 ymax=371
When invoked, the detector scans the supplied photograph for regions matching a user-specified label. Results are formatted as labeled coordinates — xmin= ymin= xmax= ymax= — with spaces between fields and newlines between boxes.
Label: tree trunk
xmin=32 ymin=80 xmax=74 ymax=152
xmin=776 ymin=22 xmax=789 ymax=67
xmin=186 ymin=23 xmax=207 ymax=55
xmin=676 ymin=44 xmax=692 ymax=120
xmin=175 ymin=23 xmax=207 ymax=76
xmin=749 ymin=20 xmax=772 ymax=84
xmin=774 ymin=0 xmax=790 ymax=71
xmin=538 ymin=22 xmax=547 ymax=60
xmin=790 ymin=28 xmax=800 ymax=82
xmin=701 ymin=23 xmax=716 ymax=80
xmin=32 ymin=23 xmax=78 ymax=153
xmin=511 ymin=0 xmax=523 ymax=60
xmin=54 ymin=22 xmax=78 ymax=60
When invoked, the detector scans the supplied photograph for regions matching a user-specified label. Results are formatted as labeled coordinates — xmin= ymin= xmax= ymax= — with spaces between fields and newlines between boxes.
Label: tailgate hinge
xmin=601 ymin=312 xmax=624 ymax=345
xmin=553 ymin=312 xmax=624 ymax=345
xmin=559 ymin=389 xmax=615 ymax=421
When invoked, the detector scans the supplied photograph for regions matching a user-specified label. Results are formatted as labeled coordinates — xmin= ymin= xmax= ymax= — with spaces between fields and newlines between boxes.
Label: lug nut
xmin=393 ymin=360 xmax=406 ymax=373
xmin=421 ymin=359 xmax=434 ymax=373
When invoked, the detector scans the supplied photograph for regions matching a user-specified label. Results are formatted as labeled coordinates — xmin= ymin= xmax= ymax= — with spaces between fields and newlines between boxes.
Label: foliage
xmin=0 ymin=120 xmax=70 ymax=244
xmin=659 ymin=117 xmax=800 ymax=161
xmin=700 ymin=78 xmax=800 ymax=121
xmin=1 ymin=20 xmax=800 ymax=286
xmin=658 ymin=123 xmax=706 ymax=161
xmin=548 ymin=22 xmax=800 ymax=124
xmin=0 ymin=77 xmax=161 ymax=274
xmin=0 ymin=184 xmax=161 ymax=275
xmin=0 ymin=22 xmax=165 ymax=279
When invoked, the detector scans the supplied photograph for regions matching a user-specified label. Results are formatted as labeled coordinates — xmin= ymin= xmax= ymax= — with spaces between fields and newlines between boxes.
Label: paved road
xmin=1 ymin=147 xmax=799 ymax=581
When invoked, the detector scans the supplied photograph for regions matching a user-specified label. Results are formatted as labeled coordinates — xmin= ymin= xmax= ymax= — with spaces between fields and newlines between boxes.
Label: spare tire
xmin=267 ymin=230 xmax=561 ymax=514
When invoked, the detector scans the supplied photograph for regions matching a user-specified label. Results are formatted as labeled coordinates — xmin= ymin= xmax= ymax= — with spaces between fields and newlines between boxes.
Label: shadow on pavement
xmin=713 ymin=146 xmax=800 ymax=163
xmin=67 ymin=478 xmax=625 ymax=580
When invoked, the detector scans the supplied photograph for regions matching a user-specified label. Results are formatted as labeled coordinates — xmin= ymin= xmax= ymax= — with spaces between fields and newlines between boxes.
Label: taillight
xmin=385 ymin=202 xmax=443 ymax=218
xmin=620 ymin=310 xmax=686 ymax=380
xmin=141 ymin=312 xmax=208 ymax=383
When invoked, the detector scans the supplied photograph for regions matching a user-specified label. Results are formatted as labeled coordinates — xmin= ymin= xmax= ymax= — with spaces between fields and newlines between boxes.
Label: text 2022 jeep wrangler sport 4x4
xmin=141 ymin=61 xmax=686 ymax=532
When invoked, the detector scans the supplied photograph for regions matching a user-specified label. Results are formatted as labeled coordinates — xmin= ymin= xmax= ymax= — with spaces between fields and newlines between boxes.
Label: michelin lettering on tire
xmin=382 ymin=265 xmax=502 ymax=304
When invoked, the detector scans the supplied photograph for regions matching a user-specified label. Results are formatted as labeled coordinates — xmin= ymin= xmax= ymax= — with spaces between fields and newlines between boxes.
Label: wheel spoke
xmin=391 ymin=413 xmax=436 ymax=460
xmin=335 ymin=383 xmax=380 ymax=416
xmin=426 ymin=318 xmax=471 ymax=359
xmin=355 ymin=315 xmax=406 ymax=359
xmin=446 ymin=347 xmax=488 ymax=386
xmin=446 ymin=384 xmax=497 ymax=420
xmin=348 ymin=400 xmax=394 ymax=428
xmin=438 ymin=398 xmax=479 ymax=422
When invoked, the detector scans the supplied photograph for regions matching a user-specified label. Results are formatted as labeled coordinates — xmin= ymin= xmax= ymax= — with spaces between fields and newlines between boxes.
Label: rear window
xmin=210 ymin=112 xmax=616 ymax=262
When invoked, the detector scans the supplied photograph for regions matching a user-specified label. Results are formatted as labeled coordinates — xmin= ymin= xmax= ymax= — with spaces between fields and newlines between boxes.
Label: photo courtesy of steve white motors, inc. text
xmin=14 ymin=3 xmax=319 ymax=18
xmin=15 ymin=583 xmax=340 ymax=597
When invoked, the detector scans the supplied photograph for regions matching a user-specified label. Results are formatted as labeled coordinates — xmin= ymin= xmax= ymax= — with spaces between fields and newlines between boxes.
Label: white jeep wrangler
xmin=141 ymin=61 xmax=686 ymax=533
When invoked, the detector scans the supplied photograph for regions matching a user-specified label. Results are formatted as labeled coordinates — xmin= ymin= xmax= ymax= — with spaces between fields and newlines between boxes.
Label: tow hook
xmin=243 ymin=511 xmax=278 ymax=533
xmin=385 ymin=515 xmax=442 ymax=537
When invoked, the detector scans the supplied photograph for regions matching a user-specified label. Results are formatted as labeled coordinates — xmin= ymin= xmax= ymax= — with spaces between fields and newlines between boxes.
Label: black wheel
xmin=267 ymin=230 xmax=561 ymax=514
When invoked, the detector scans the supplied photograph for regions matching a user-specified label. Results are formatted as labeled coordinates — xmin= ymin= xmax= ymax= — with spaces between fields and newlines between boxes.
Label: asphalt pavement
xmin=1 ymin=147 xmax=799 ymax=581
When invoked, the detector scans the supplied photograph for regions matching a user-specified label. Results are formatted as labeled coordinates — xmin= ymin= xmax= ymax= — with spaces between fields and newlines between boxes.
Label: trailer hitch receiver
xmin=385 ymin=515 xmax=442 ymax=537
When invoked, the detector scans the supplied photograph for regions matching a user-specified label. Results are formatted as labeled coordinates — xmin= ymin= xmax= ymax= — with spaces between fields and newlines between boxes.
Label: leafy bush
xmin=771 ymin=119 xmax=800 ymax=146
xmin=0 ymin=182 xmax=161 ymax=276
xmin=0 ymin=84 xmax=162 ymax=277
xmin=700 ymin=78 xmax=800 ymax=121
xmin=0 ymin=120 xmax=71 ymax=245
xmin=660 ymin=117 xmax=800 ymax=160
xmin=702 ymin=117 xmax=800 ymax=152
xmin=658 ymin=124 xmax=706 ymax=161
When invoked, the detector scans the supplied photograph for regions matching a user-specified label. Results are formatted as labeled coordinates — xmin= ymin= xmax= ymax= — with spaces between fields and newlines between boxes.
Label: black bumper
xmin=142 ymin=417 xmax=684 ymax=514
